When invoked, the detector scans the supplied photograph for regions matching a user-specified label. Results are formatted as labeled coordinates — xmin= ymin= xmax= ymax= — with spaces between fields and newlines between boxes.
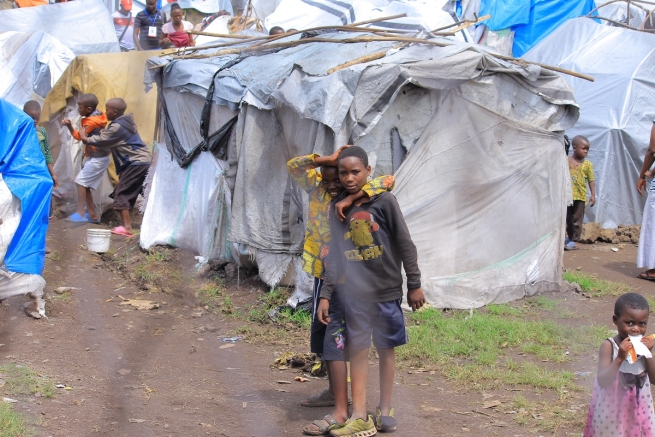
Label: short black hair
xmin=269 ymin=26 xmax=285 ymax=35
xmin=78 ymin=93 xmax=99 ymax=110
xmin=338 ymin=146 xmax=368 ymax=167
xmin=572 ymin=135 xmax=590 ymax=148
xmin=170 ymin=3 xmax=181 ymax=10
xmin=23 ymin=100 xmax=41 ymax=113
xmin=615 ymin=292 xmax=649 ymax=317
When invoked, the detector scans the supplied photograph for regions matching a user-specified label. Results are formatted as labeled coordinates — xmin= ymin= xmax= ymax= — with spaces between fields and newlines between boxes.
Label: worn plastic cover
xmin=477 ymin=0 xmax=596 ymax=57
xmin=0 ymin=99 xmax=52 ymax=275
xmin=147 ymin=33 xmax=578 ymax=308
xmin=161 ymin=0 xmax=232 ymax=14
xmin=0 ymin=31 xmax=75 ymax=108
xmin=525 ymin=17 xmax=655 ymax=228
xmin=0 ymin=0 xmax=120 ymax=55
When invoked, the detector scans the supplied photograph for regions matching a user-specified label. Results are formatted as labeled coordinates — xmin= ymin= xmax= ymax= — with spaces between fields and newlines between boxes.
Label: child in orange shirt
xmin=62 ymin=94 xmax=108 ymax=223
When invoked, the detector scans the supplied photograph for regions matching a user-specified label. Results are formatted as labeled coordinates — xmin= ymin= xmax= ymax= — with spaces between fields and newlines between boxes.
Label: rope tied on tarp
xmin=161 ymin=57 xmax=243 ymax=168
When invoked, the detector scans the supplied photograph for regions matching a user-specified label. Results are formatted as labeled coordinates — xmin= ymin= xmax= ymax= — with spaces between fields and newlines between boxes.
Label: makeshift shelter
xmin=43 ymin=50 xmax=159 ymax=210
xmin=0 ymin=31 xmax=75 ymax=108
xmin=143 ymin=28 xmax=578 ymax=309
xmin=0 ymin=0 xmax=120 ymax=55
xmin=525 ymin=17 xmax=655 ymax=228
xmin=0 ymin=99 xmax=52 ymax=317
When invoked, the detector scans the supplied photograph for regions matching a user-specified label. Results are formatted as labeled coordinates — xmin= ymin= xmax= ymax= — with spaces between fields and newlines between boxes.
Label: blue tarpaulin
xmin=479 ymin=0 xmax=596 ymax=57
xmin=0 ymin=99 xmax=52 ymax=275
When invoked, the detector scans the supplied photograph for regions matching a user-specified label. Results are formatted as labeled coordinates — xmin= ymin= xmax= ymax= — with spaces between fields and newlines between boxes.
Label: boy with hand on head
xmin=62 ymin=94 xmax=109 ymax=223
xmin=23 ymin=100 xmax=58 ymax=189
xmin=319 ymin=146 xmax=425 ymax=436
xmin=78 ymin=98 xmax=151 ymax=237
xmin=286 ymin=146 xmax=394 ymax=436
xmin=565 ymin=135 xmax=596 ymax=251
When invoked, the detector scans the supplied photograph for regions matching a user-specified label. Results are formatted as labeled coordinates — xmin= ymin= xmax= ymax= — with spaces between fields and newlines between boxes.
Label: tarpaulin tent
xmin=143 ymin=30 xmax=578 ymax=309
xmin=0 ymin=31 xmax=75 ymax=109
xmin=0 ymin=99 xmax=52 ymax=316
xmin=525 ymin=17 xmax=655 ymax=228
xmin=265 ymin=0 xmax=462 ymax=38
xmin=0 ymin=0 xmax=120 ymax=55
xmin=43 ymin=50 xmax=159 ymax=210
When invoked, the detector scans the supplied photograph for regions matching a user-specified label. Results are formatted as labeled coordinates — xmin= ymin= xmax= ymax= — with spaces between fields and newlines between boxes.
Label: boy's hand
xmin=589 ymin=195 xmax=596 ymax=207
xmin=325 ymin=145 xmax=350 ymax=167
xmin=638 ymin=177 xmax=647 ymax=197
xmin=407 ymin=288 xmax=425 ymax=311
xmin=335 ymin=197 xmax=353 ymax=222
xmin=317 ymin=298 xmax=330 ymax=325
xmin=617 ymin=337 xmax=633 ymax=361
xmin=61 ymin=119 xmax=72 ymax=127
xmin=642 ymin=335 xmax=655 ymax=352
xmin=52 ymin=175 xmax=59 ymax=189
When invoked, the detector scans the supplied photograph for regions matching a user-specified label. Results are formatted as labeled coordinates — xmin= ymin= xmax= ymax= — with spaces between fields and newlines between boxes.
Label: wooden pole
xmin=186 ymin=30 xmax=250 ymax=39
xmin=327 ymin=51 xmax=388 ymax=74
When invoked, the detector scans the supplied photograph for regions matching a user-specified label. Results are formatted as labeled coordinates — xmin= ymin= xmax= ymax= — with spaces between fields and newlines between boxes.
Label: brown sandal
xmin=638 ymin=271 xmax=655 ymax=281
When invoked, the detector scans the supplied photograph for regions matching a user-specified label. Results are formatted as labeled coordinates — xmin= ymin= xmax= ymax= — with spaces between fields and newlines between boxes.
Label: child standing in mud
xmin=286 ymin=146 xmax=394 ymax=436
xmin=318 ymin=146 xmax=424 ymax=436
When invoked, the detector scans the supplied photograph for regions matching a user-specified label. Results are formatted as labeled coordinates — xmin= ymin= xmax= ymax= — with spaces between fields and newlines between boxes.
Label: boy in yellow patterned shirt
xmin=566 ymin=136 xmax=596 ymax=250
xmin=287 ymin=146 xmax=394 ymax=435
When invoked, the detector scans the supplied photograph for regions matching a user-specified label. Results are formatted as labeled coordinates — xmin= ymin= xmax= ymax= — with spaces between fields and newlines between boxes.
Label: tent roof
xmin=44 ymin=50 xmax=160 ymax=145
xmin=0 ymin=0 xmax=120 ymax=55
xmin=149 ymin=32 xmax=579 ymax=135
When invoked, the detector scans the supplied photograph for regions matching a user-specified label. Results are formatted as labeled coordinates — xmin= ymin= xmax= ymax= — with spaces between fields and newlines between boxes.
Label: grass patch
xmin=526 ymin=296 xmax=558 ymax=311
xmin=0 ymin=403 xmax=30 ymax=437
xmin=0 ymin=364 xmax=55 ymax=398
xmin=145 ymin=248 xmax=172 ymax=263
xmin=563 ymin=270 xmax=632 ymax=297
xmin=397 ymin=308 xmax=610 ymax=389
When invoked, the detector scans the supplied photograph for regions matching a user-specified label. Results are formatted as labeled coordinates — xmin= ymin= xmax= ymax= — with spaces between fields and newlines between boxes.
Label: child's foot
xmin=303 ymin=414 xmax=345 ymax=436
xmin=301 ymin=389 xmax=336 ymax=407
xmin=329 ymin=416 xmax=377 ymax=437
xmin=374 ymin=407 xmax=397 ymax=433
xmin=85 ymin=213 xmax=101 ymax=224
xmin=564 ymin=241 xmax=578 ymax=251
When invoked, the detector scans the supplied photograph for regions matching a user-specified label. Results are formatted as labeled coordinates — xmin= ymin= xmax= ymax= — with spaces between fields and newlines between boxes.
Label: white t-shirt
xmin=161 ymin=20 xmax=194 ymax=34
xmin=112 ymin=10 xmax=135 ymax=51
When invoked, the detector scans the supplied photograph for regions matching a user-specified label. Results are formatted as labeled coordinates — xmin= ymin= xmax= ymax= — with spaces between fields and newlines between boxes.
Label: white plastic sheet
xmin=525 ymin=17 xmax=655 ymax=227
xmin=0 ymin=32 xmax=75 ymax=108
xmin=0 ymin=0 xmax=120 ymax=55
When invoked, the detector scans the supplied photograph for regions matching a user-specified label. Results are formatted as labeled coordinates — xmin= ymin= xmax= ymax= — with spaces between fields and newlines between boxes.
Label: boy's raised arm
xmin=335 ymin=175 xmax=395 ymax=221
xmin=287 ymin=154 xmax=320 ymax=194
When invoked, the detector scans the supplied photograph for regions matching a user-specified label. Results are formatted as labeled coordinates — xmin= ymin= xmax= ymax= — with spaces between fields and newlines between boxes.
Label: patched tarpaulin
xmin=145 ymin=32 xmax=579 ymax=308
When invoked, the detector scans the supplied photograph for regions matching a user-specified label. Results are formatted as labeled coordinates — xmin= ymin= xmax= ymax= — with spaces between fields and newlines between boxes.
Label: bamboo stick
xmin=327 ymin=51 xmax=388 ymax=74
xmin=446 ymin=14 xmax=491 ymax=34
xmin=186 ymin=30 xmax=250 ymax=39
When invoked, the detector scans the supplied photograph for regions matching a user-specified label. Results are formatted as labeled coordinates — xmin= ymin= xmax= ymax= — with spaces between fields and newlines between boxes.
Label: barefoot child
xmin=79 ymin=98 xmax=151 ymax=237
xmin=62 ymin=94 xmax=108 ymax=223
xmin=583 ymin=292 xmax=655 ymax=436
xmin=286 ymin=146 xmax=394 ymax=436
xmin=565 ymin=135 xmax=595 ymax=250
xmin=319 ymin=146 xmax=425 ymax=436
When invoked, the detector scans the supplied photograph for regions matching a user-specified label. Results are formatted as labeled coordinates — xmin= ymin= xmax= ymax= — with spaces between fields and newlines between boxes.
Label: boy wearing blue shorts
xmin=318 ymin=146 xmax=425 ymax=436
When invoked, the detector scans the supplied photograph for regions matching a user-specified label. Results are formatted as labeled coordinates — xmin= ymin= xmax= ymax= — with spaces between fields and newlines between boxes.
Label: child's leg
xmin=86 ymin=187 xmax=99 ymax=221
xmin=119 ymin=210 xmax=132 ymax=232
xmin=572 ymin=200 xmax=585 ymax=242
xmin=327 ymin=360 xmax=348 ymax=422
xmin=565 ymin=204 xmax=574 ymax=241
xmin=377 ymin=347 xmax=395 ymax=416
xmin=75 ymin=183 xmax=87 ymax=216
xmin=349 ymin=347 xmax=370 ymax=420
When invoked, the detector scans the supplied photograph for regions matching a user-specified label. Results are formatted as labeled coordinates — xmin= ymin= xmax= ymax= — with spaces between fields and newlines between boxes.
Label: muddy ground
xmin=0 ymin=216 xmax=652 ymax=437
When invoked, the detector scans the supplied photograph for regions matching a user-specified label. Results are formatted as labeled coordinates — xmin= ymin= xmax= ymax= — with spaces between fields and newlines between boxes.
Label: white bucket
xmin=86 ymin=229 xmax=111 ymax=253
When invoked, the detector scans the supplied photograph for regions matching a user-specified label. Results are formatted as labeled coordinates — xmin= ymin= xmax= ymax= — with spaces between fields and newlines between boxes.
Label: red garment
xmin=72 ymin=112 xmax=108 ymax=157
xmin=168 ymin=31 xmax=192 ymax=48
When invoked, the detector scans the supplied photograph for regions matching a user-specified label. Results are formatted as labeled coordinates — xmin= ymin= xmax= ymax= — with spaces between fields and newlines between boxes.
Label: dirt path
xmin=1 ymin=219 xmax=651 ymax=436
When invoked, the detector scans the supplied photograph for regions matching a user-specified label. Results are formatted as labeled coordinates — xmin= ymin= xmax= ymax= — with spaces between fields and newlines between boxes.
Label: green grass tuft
xmin=0 ymin=402 xmax=30 ymax=437
xmin=0 ymin=364 xmax=54 ymax=398
xmin=563 ymin=271 xmax=632 ymax=297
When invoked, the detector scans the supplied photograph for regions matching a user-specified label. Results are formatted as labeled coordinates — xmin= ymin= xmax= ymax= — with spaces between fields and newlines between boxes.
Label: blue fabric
xmin=479 ymin=0 xmax=531 ymax=31
xmin=0 ymin=100 xmax=52 ymax=275
xmin=479 ymin=0 xmax=596 ymax=57
xmin=512 ymin=0 xmax=596 ymax=57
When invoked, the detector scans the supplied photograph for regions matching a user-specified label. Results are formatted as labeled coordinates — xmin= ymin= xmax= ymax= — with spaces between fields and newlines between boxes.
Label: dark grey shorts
xmin=321 ymin=290 xmax=348 ymax=362
xmin=345 ymin=296 xmax=407 ymax=351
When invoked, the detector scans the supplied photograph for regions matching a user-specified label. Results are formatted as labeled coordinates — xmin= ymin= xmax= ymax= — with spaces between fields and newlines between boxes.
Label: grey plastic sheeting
xmin=147 ymin=34 xmax=580 ymax=308
xmin=525 ymin=17 xmax=655 ymax=228
xmin=0 ymin=0 xmax=120 ymax=55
